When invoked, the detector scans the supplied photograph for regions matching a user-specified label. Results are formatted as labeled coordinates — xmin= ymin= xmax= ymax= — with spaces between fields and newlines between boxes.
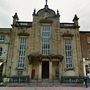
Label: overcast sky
xmin=0 ymin=0 xmax=90 ymax=31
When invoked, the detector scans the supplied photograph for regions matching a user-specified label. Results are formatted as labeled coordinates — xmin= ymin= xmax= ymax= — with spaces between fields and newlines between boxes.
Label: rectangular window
xmin=87 ymin=36 xmax=90 ymax=44
xmin=0 ymin=34 xmax=5 ymax=42
xmin=85 ymin=65 xmax=90 ymax=75
xmin=65 ymin=39 xmax=73 ymax=68
xmin=0 ymin=47 xmax=2 ymax=56
xmin=17 ymin=37 xmax=26 ymax=69
xmin=41 ymin=25 xmax=50 ymax=55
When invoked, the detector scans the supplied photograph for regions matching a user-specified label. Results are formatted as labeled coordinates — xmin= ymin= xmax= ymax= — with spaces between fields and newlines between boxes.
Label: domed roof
xmin=33 ymin=1 xmax=60 ymax=18
xmin=37 ymin=5 xmax=56 ymax=17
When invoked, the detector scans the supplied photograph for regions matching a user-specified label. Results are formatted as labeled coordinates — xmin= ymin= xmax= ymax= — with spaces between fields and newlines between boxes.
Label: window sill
xmin=16 ymin=67 xmax=24 ymax=70
xmin=64 ymin=67 xmax=74 ymax=71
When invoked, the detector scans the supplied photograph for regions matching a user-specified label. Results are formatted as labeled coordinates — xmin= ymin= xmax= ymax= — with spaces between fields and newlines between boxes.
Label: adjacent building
xmin=80 ymin=31 xmax=90 ymax=77
xmin=0 ymin=28 xmax=10 ymax=77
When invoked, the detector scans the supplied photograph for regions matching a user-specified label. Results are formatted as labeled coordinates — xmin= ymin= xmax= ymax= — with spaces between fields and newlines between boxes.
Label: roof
xmin=12 ymin=21 xmax=32 ymax=27
xmin=12 ymin=21 xmax=80 ymax=28
xmin=35 ymin=4 xmax=60 ymax=18
xmin=0 ymin=28 xmax=11 ymax=33
xmin=37 ymin=5 xmax=56 ymax=17
xmin=60 ymin=23 xmax=74 ymax=28
xmin=80 ymin=31 xmax=90 ymax=33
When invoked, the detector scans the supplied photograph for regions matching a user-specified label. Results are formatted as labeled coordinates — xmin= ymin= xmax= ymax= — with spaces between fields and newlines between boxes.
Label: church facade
xmin=0 ymin=2 xmax=88 ymax=83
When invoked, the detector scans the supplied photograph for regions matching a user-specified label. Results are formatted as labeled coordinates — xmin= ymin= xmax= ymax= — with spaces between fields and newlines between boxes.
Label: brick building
xmin=80 ymin=31 xmax=90 ymax=77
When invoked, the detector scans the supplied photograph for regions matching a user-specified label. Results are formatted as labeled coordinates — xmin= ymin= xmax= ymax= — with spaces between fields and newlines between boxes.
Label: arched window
xmin=0 ymin=47 xmax=2 ymax=56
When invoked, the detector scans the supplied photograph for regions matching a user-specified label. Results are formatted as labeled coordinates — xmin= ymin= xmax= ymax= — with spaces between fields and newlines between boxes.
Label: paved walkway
xmin=0 ymin=86 xmax=90 ymax=90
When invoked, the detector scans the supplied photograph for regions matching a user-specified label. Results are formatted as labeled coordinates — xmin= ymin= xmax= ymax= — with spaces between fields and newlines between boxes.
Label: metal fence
xmin=61 ymin=76 xmax=84 ymax=83
xmin=9 ymin=76 xmax=30 ymax=83
xmin=8 ymin=76 xmax=90 ymax=84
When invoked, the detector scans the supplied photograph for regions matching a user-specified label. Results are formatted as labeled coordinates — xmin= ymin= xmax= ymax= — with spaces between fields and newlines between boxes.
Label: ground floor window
xmin=0 ymin=63 xmax=3 ymax=76
xmin=0 ymin=63 xmax=3 ymax=82
xmin=85 ymin=65 xmax=90 ymax=77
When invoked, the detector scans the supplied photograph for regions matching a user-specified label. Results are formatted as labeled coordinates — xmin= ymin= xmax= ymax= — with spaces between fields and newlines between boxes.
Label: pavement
xmin=0 ymin=86 xmax=90 ymax=90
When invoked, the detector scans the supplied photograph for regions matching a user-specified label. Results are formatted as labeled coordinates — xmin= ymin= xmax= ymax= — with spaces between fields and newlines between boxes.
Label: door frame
xmin=42 ymin=61 xmax=49 ymax=79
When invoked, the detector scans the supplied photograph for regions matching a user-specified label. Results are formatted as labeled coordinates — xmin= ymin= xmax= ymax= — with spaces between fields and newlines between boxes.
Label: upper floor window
xmin=17 ymin=37 xmax=26 ymax=69
xmin=85 ymin=64 xmax=90 ymax=76
xmin=41 ymin=25 xmax=51 ymax=55
xmin=0 ymin=47 xmax=2 ymax=56
xmin=65 ymin=39 xmax=73 ymax=69
xmin=0 ymin=35 xmax=5 ymax=42
xmin=87 ymin=36 xmax=90 ymax=44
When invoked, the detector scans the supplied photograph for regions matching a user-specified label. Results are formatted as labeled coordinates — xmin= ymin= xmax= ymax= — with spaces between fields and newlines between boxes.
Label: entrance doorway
xmin=42 ymin=61 xmax=49 ymax=79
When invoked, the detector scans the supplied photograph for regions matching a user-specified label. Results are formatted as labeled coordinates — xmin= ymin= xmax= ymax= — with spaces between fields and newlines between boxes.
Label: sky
xmin=0 ymin=0 xmax=90 ymax=31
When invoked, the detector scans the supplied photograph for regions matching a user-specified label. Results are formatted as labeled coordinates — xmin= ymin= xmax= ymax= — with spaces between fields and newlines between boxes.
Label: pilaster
xmin=29 ymin=64 xmax=32 ymax=79
xmin=39 ymin=62 xmax=42 ymax=80
xmin=49 ymin=61 xmax=52 ymax=80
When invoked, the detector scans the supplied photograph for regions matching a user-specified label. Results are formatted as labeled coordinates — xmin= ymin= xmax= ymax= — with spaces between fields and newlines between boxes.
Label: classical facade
xmin=0 ymin=1 xmax=87 ymax=83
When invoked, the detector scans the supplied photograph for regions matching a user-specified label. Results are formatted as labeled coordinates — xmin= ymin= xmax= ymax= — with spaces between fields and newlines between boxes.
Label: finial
xmin=13 ymin=13 xmax=19 ymax=20
xmin=45 ymin=0 xmax=48 ymax=9
xmin=57 ymin=9 xmax=59 ymax=14
xmin=33 ymin=9 xmax=36 ymax=15
xmin=46 ymin=0 xmax=48 ymax=5
xmin=12 ymin=12 xmax=19 ymax=25
xmin=73 ymin=14 xmax=79 ymax=21
xmin=73 ymin=14 xmax=79 ymax=27
xmin=57 ymin=9 xmax=60 ymax=17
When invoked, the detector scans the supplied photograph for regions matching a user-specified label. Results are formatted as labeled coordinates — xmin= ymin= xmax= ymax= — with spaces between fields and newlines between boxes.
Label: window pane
xmin=18 ymin=37 xmax=26 ymax=69
xmin=0 ymin=35 xmax=5 ymax=42
xmin=42 ymin=25 xmax=50 ymax=55
xmin=65 ymin=39 xmax=73 ymax=68
xmin=0 ymin=47 xmax=2 ymax=56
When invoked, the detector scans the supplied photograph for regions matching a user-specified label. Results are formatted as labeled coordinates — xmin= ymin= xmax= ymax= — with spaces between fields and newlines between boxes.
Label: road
xmin=0 ymin=86 xmax=90 ymax=90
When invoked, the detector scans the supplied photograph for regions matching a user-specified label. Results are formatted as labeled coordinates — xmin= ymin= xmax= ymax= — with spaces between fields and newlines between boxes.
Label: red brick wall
xmin=80 ymin=32 xmax=88 ymax=58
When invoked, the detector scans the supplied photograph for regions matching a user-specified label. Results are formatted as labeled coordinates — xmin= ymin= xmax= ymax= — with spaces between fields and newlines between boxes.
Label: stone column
xmin=2 ymin=62 xmax=6 ymax=76
xmin=39 ymin=61 xmax=42 ymax=80
xmin=59 ymin=61 xmax=61 ymax=80
xmin=49 ymin=61 xmax=52 ymax=80
xmin=28 ymin=56 xmax=32 ymax=79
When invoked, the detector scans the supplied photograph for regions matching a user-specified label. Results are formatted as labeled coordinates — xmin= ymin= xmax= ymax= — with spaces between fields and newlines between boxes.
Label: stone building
xmin=0 ymin=1 xmax=84 ymax=83
xmin=0 ymin=28 xmax=10 ymax=77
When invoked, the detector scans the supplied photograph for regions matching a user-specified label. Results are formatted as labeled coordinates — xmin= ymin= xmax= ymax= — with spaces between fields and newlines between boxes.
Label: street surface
xmin=0 ymin=86 xmax=90 ymax=90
